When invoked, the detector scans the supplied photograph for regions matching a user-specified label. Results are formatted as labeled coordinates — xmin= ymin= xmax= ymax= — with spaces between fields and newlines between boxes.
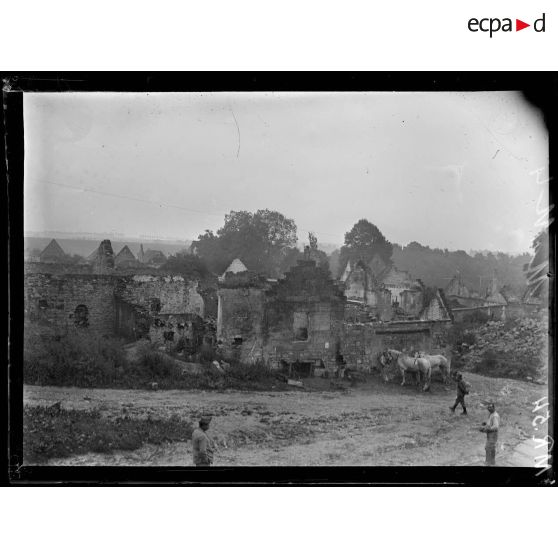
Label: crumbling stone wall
xmin=342 ymin=321 xmax=452 ymax=372
xmin=217 ymin=261 xmax=347 ymax=371
xmin=116 ymin=274 xmax=205 ymax=318
xmin=24 ymin=272 xmax=116 ymax=337
xmin=217 ymin=286 xmax=267 ymax=361
xmin=149 ymin=313 xmax=204 ymax=349
xmin=451 ymin=304 xmax=505 ymax=323
xmin=399 ymin=289 xmax=424 ymax=316
xmin=25 ymin=265 xmax=206 ymax=342
xmin=262 ymin=299 xmax=345 ymax=372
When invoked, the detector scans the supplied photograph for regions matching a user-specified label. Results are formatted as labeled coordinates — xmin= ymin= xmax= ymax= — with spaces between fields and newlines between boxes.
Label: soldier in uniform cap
xmin=479 ymin=403 xmax=500 ymax=466
xmin=450 ymin=373 xmax=469 ymax=415
xmin=192 ymin=415 xmax=214 ymax=466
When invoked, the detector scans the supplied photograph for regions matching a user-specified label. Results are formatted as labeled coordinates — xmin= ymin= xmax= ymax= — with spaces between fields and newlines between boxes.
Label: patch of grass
xmin=176 ymin=360 xmax=288 ymax=391
xmin=24 ymin=331 xmax=288 ymax=391
xmin=24 ymin=330 xmax=128 ymax=388
xmin=23 ymin=406 xmax=194 ymax=463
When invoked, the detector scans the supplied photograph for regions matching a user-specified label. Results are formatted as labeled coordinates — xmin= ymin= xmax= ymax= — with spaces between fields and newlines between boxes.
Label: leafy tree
xmin=191 ymin=209 xmax=298 ymax=277
xmin=161 ymin=253 xmax=212 ymax=280
xmin=339 ymin=219 xmax=393 ymax=273
xmin=189 ymin=230 xmax=229 ymax=274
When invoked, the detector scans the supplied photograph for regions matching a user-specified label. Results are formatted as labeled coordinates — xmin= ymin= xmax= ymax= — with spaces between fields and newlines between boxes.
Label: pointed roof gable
xmin=39 ymin=239 xmax=66 ymax=262
xmin=340 ymin=260 xmax=352 ymax=282
xmin=420 ymin=289 xmax=453 ymax=321
xmin=115 ymin=245 xmax=138 ymax=267
xmin=445 ymin=274 xmax=471 ymax=298
xmin=144 ymin=249 xmax=167 ymax=264
xmin=219 ymin=258 xmax=248 ymax=280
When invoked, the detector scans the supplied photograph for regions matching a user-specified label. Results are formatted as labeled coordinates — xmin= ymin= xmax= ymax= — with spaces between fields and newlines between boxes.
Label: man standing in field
xmin=449 ymin=373 xmax=469 ymax=415
xmin=192 ymin=415 xmax=214 ymax=467
xmin=479 ymin=403 xmax=500 ymax=466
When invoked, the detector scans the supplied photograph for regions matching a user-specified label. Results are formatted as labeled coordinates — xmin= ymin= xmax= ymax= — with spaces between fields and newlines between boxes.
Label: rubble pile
xmin=454 ymin=311 xmax=548 ymax=382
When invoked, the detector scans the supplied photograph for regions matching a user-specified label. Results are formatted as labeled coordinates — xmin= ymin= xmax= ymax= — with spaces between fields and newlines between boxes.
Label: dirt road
xmin=23 ymin=373 xmax=548 ymax=466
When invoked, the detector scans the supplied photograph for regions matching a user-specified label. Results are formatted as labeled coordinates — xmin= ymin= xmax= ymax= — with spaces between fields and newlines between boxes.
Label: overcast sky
xmin=24 ymin=91 xmax=548 ymax=253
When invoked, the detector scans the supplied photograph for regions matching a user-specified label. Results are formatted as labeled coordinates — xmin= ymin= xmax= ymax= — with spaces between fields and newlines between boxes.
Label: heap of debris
xmin=454 ymin=311 xmax=548 ymax=382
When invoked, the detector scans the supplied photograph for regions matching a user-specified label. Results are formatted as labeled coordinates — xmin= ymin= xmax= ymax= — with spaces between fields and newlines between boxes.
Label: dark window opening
xmin=38 ymin=299 xmax=49 ymax=309
xmin=233 ymin=336 xmax=243 ymax=346
xmin=293 ymin=312 xmax=309 ymax=341
xmin=74 ymin=304 xmax=89 ymax=328
xmin=292 ymin=361 xmax=313 ymax=377
xmin=294 ymin=327 xmax=308 ymax=341
xmin=163 ymin=331 xmax=175 ymax=341
xmin=150 ymin=298 xmax=162 ymax=312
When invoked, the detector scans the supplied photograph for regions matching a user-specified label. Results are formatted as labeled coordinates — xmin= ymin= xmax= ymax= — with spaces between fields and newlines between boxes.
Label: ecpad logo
xmin=468 ymin=13 xmax=546 ymax=37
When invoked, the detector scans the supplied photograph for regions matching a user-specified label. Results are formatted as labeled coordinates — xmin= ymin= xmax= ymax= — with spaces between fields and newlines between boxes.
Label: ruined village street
xmin=23 ymin=372 xmax=548 ymax=467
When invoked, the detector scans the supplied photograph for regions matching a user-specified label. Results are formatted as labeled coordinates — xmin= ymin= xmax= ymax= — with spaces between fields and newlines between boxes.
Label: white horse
xmin=414 ymin=352 xmax=451 ymax=384
xmin=386 ymin=349 xmax=432 ymax=392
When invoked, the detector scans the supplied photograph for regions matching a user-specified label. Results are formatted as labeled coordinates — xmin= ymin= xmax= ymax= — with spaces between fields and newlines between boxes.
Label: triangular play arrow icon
xmin=516 ymin=19 xmax=530 ymax=31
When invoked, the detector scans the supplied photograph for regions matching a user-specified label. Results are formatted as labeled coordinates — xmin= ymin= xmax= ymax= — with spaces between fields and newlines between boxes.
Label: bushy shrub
xmin=24 ymin=329 xmax=284 ymax=391
xmin=24 ymin=329 xmax=127 ymax=387
xmin=23 ymin=406 xmax=194 ymax=463
xmin=472 ymin=348 xmax=539 ymax=379
xmin=135 ymin=341 xmax=183 ymax=377
xmin=446 ymin=323 xmax=477 ymax=351
xmin=198 ymin=344 xmax=217 ymax=363
xmin=461 ymin=310 xmax=490 ymax=325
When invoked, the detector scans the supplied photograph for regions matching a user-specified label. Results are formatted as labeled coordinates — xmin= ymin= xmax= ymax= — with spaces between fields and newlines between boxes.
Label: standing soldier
xmin=449 ymin=373 xmax=469 ymax=415
xmin=479 ymin=403 xmax=500 ymax=466
xmin=192 ymin=415 xmax=214 ymax=467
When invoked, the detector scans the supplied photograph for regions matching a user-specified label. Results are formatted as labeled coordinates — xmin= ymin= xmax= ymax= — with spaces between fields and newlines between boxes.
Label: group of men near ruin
xmin=191 ymin=352 xmax=501 ymax=467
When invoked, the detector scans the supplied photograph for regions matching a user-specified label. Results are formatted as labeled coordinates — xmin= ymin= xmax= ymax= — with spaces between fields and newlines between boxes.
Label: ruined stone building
xmin=217 ymin=260 xmax=346 ymax=373
xmin=217 ymin=258 xmax=453 ymax=376
xmin=340 ymin=255 xmax=425 ymax=322
xmin=27 ymin=240 xmax=455 ymax=377
xmin=25 ymin=239 xmax=206 ymax=349
xmin=444 ymin=272 xmax=542 ymax=322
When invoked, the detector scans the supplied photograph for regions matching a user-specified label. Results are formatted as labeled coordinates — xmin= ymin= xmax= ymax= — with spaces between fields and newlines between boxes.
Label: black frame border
xmin=3 ymin=72 xmax=556 ymax=486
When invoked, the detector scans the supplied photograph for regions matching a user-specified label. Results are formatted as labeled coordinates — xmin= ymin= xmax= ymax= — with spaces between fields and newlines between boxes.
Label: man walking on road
xmin=479 ymin=403 xmax=500 ymax=466
xmin=450 ymin=373 xmax=469 ymax=415
xmin=192 ymin=415 xmax=214 ymax=467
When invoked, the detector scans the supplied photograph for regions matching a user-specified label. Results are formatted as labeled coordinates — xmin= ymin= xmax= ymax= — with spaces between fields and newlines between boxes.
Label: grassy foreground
xmin=23 ymin=406 xmax=194 ymax=463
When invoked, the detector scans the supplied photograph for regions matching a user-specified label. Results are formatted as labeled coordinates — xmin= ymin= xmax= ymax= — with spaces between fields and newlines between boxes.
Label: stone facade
xmin=445 ymin=273 xmax=540 ymax=321
xmin=24 ymin=269 xmax=117 ymax=337
xmin=218 ymin=261 xmax=346 ymax=371
xmin=24 ymin=240 xmax=205 ymax=344
xmin=341 ymin=257 xmax=424 ymax=320
xmin=342 ymin=320 xmax=451 ymax=372
xmin=217 ymin=260 xmax=453 ymax=376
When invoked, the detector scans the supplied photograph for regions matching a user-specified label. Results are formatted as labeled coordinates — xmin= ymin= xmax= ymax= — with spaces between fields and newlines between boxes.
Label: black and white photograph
xmin=7 ymin=79 xmax=553 ymax=478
